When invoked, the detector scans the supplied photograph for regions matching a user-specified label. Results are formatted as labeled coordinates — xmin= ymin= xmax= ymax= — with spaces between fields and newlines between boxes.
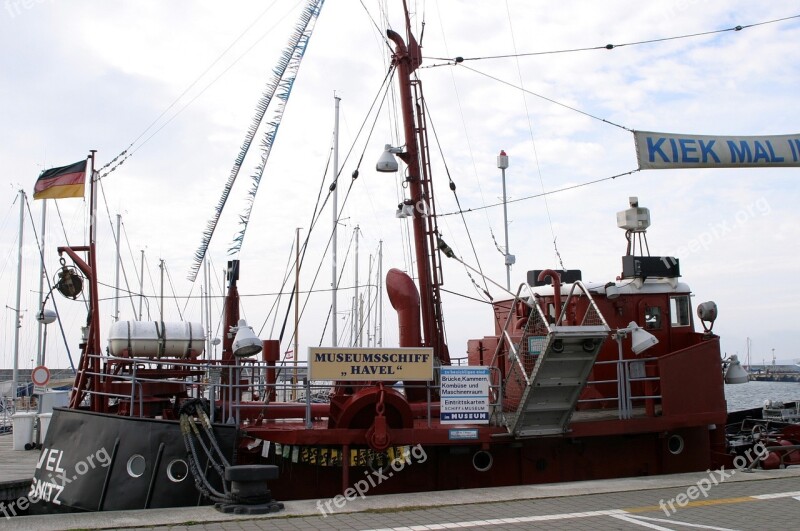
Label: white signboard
xmin=634 ymin=131 xmax=800 ymax=169
xmin=440 ymin=366 xmax=490 ymax=425
xmin=308 ymin=347 xmax=433 ymax=381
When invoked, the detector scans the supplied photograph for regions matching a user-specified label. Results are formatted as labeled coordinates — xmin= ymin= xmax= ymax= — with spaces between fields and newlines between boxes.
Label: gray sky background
xmin=1 ymin=1 xmax=798 ymax=373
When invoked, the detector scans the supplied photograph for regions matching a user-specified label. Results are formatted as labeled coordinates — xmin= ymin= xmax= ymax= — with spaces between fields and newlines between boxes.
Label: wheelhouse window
xmin=670 ymin=296 xmax=691 ymax=327
xmin=645 ymin=306 xmax=662 ymax=330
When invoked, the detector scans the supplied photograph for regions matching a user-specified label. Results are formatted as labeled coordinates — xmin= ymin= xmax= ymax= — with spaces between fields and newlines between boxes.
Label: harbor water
xmin=724 ymin=380 xmax=800 ymax=411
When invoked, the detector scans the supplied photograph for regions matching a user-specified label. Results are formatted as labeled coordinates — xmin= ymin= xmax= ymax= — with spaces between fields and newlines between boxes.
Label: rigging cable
xmin=421 ymin=99 xmax=491 ymax=301
xmin=291 ymin=71 xmax=398 ymax=340
xmin=98 ymin=179 xmax=140 ymax=318
xmin=0 ymin=194 xmax=19 ymax=283
xmin=143 ymin=254 xmax=158 ymax=320
xmin=22 ymin=194 xmax=76 ymax=371
xmin=254 ymin=143 xmax=332 ymax=338
xmin=189 ymin=0 xmax=326 ymax=281
xmin=120 ymin=221 xmax=145 ymax=318
xmin=459 ymin=64 xmax=632 ymax=132
xmin=53 ymin=201 xmax=90 ymax=312
xmin=229 ymin=0 xmax=326 ymax=258
xmin=163 ymin=261 xmax=184 ymax=321
xmin=432 ymin=0 xmax=499 ymax=253
xmin=504 ymin=0 xmax=564 ymax=270
xmin=268 ymin=239 xmax=297 ymax=340
xmin=440 ymin=168 xmax=641 ymax=217
xmin=317 ymin=228 xmax=356 ymax=346
xmin=268 ymin=63 xmax=396 ymax=354
xmin=424 ymin=14 xmax=800 ymax=63
xmin=94 ymin=1 xmax=293 ymax=182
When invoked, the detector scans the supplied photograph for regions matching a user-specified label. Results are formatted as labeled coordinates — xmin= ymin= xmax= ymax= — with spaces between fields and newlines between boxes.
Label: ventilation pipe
xmin=386 ymin=268 xmax=422 ymax=347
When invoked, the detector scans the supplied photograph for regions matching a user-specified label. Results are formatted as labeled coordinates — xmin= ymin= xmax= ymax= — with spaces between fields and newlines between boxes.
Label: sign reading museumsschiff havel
xmin=308 ymin=347 xmax=434 ymax=381
xmin=634 ymin=131 xmax=800 ymax=169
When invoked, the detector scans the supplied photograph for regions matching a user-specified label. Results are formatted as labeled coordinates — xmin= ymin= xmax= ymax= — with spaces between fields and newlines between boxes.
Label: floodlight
xmin=376 ymin=144 xmax=402 ymax=172
xmin=628 ymin=321 xmax=658 ymax=355
xmin=232 ymin=319 xmax=262 ymax=357
xmin=604 ymin=282 xmax=620 ymax=300
xmin=724 ymin=354 xmax=749 ymax=385
xmin=37 ymin=308 xmax=57 ymax=325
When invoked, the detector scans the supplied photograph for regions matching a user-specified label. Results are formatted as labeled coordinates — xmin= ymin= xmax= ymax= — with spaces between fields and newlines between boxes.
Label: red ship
xmin=26 ymin=2 xmax=798 ymax=515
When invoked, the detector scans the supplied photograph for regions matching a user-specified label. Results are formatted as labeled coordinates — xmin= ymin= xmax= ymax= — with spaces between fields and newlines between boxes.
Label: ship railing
xmin=69 ymin=354 xmax=148 ymax=416
xmin=77 ymin=354 xmax=505 ymax=427
xmin=221 ymin=363 xmax=505 ymax=428
xmin=577 ymin=357 xmax=662 ymax=420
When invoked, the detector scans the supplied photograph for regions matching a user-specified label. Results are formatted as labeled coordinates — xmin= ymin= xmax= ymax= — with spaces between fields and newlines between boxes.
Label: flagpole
xmin=36 ymin=199 xmax=47 ymax=366
xmin=87 ymin=150 xmax=102 ymax=411
xmin=12 ymin=189 xmax=25 ymax=401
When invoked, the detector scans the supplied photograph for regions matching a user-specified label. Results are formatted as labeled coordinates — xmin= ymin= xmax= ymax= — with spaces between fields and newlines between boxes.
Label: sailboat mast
xmin=113 ymin=213 xmax=121 ymax=322
xmin=12 ymin=189 xmax=25 ymax=400
xmin=293 ymin=227 xmax=300 ymax=400
xmin=159 ymin=259 xmax=165 ymax=320
xmin=36 ymin=199 xmax=47 ymax=366
xmin=138 ymin=249 xmax=144 ymax=320
xmin=377 ymin=240 xmax=383 ymax=347
xmin=354 ymin=225 xmax=360 ymax=346
xmin=204 ymin=258 xmax=212 ymax=359
xmin=332 ymin=94 xmax=340 ymax=347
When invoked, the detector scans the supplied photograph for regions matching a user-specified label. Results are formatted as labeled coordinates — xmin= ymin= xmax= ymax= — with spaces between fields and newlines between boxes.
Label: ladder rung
xmin=523 ymin=401 xmax=572 ymax=412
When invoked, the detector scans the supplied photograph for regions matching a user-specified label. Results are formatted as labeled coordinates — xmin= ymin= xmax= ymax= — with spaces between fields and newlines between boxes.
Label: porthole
xmin=167 ymin=459 xmax=189 ymax=482
xmin=472 ymin=450 xmax=493 ymax=472
xmin=668 ymin=434 xmax=685 ymax=455
xmin=126 ymin=454 xmax=146 ymax=478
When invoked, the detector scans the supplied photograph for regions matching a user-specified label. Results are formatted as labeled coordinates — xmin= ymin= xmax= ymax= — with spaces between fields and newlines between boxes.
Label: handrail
xmin=67 ymin=354 xmax=508 ymax=427
xmin=554 ymin=280 xmax=610 ymax=329
xmin=577 ymin=357 xmax=662 ymax=420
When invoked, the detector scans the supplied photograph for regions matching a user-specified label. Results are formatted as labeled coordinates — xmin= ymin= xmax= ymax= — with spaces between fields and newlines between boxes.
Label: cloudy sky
xmin=1 ymin=1 xmax=798 ymax=375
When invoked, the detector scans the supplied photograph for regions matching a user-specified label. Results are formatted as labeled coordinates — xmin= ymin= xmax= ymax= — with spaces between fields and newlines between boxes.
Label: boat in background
xmin=23 ymin=2 xmax=799 ymax=517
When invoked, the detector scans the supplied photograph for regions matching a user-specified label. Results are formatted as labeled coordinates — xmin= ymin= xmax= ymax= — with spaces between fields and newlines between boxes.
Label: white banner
xmin=308 ymin=347 xmax=433 ymax=381
xmin=634 ymin=131 xmax=800 ymax=169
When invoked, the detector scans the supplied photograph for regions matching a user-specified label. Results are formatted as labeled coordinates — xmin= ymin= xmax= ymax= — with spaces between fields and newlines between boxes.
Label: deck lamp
xmin=723 ymin=354 xmax=749 ymax=384
xmin=628 ymin=321 xmax=658 ymax=355
xmin=37 ymin=308 xmax=57 ymax=325
xmin=376 ymin=144 xmax=403 ymax=172
xmin=613 ymin=321 xmax=658 ymax=419
xmin=232 ymin=319 xmax=262 ymax=357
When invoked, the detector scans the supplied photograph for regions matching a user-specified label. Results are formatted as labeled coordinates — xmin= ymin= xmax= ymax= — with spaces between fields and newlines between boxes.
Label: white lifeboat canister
xmin=108 ymin=321 xmax=205 ymax=358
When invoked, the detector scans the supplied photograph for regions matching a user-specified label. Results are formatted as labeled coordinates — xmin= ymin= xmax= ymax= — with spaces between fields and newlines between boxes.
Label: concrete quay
xmin=0 ymin=433 xmax=41 ymax=506
xmin=2 ymin=464 xmax=800 ymax=530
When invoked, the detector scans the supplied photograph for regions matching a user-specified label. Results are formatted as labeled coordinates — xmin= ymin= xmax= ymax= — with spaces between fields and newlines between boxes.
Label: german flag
xmin=33 ymin=160 xmax=87 ymax=200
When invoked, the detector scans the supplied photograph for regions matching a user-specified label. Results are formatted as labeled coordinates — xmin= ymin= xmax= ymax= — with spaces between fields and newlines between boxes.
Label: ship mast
xmin=386 ymin=18 xmax=450 ymax=364
xmin=61 ymin=150 xmax=103 ymax=411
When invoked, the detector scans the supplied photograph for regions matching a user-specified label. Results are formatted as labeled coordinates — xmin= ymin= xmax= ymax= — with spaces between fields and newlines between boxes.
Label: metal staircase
xmin=494 ymin=282 xmax=610 ymax=437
